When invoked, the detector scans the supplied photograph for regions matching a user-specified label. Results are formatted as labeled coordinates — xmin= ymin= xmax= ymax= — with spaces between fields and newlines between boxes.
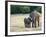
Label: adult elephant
xmin=30 ymin=10 xmax=41 ymax=28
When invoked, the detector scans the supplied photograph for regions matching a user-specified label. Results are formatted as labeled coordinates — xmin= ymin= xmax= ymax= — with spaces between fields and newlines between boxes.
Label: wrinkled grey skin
xmin=24 ymin=17 xmax=32 ymax=28
xmin=24 ymin=10 xmax=41 ymax=28
xmin=30 ymin=10 xmax=41 ymax=27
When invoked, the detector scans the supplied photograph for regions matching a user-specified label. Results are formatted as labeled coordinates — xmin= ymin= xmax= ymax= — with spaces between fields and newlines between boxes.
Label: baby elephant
xmin=24 ymin=17 xmax=32 ymax=28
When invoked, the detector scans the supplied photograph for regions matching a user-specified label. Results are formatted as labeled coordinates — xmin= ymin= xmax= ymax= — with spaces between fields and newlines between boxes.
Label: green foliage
xmin=19 ymin=6 xmax=30 ymax=13
xmin=10 ymin=5 xmax=42 ymax=14
xmin=35 ymin=7 xmax=42 ymax=13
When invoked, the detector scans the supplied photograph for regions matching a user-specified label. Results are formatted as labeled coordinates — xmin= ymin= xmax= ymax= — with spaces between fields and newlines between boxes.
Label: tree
xmin=11 ymin=5 xmax=42 ymax=14
xmin=19 ymin=6 xmax=30 ymax=14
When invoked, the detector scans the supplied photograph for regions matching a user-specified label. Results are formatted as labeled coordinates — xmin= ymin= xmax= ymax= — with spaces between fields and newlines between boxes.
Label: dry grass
xmin=10 ymin=14 xmax=42 ymax=32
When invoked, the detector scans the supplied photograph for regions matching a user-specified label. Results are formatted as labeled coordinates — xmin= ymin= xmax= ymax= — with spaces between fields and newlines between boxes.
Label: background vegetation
xmin=11 ymin=5 xmax=42 ymax=14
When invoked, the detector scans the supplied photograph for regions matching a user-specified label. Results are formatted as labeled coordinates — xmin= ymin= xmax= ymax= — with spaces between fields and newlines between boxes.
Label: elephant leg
xmin=35 ymin=18 xmax=36 ymax=28
xmin=32 ymin=18 xmax=34 ymax=28
xmin=32 ymin=17 xmax=36 ymax=28
xmin=32 ymin=21 xmax=33 ymax=27
xmin=32 ymin=21 xmax=34 ymax=28
xmin=38 ymin=16 xmax=39 ymax=27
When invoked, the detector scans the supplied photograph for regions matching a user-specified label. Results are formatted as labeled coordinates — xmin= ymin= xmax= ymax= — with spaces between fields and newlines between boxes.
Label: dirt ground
xmin=10 ymin=14 xmax=42 ymax=32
